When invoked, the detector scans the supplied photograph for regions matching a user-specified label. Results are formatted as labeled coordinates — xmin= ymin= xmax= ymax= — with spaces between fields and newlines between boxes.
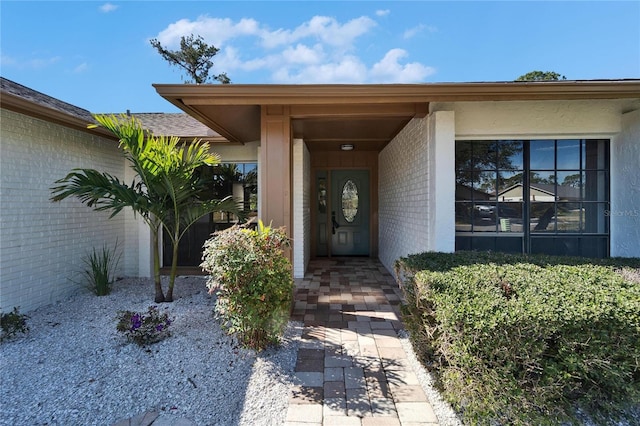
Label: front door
xmin=323 ymin=169 xmax=370 ymax=256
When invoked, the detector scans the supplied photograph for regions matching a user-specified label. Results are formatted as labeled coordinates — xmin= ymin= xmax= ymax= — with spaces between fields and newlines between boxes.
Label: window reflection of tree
xmin=456 ymin=141 xmax=523 ymax=197
xmin=212 ymin=164 xmax=241 ymax=199
xmin=244 ymin=168 xmax=258 ymax=213
xmin=199 ymin=163 xmax=259 ymax=224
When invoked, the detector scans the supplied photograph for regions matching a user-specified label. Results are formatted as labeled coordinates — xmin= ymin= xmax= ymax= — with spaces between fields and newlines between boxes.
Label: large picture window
xmin=455 ymin=140 xmax=609 ymax=258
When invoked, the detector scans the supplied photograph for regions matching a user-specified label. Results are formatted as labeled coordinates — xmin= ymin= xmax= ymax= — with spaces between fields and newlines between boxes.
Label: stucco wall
xmin=432 ymin=100 xmax=625 ymax=138
xmin=611 ymin=109 xmax=640 ymax=257
xmin=0 ymin=109 xmax=127 ymax=313
xmin=210 ymin=141 xmax=259 ymax=163
xmin=293 ymin=139 xmax=310 ymax=277
xmin=427 ymin=111 xmax=456 ymax=253
xmin=378 ymin=117 xmax=430 ymax=273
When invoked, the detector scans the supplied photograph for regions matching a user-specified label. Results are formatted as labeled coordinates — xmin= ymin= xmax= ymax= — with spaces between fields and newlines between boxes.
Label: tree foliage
xmin=51 ymin=114 xmax=240 ymax=302
xmin=516 ymin=70 xmax=567 ymax=81
xmin=150 ymin=34 xmax=230 ymax=84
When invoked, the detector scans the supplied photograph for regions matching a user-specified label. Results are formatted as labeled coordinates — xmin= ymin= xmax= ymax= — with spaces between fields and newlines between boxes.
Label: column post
xmin=428 ymin=110 xmax=456 ymax=252
xmin=260 ymin=105 xmax=293 ymax=239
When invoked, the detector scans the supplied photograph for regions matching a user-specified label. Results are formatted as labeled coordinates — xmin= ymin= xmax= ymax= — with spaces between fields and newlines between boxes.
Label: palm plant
xmin=51 ymin=114 xmax=239 ymax=302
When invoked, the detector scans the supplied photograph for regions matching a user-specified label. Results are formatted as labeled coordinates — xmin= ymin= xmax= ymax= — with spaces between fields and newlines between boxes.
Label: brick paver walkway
xmin=285 ymin=258 xmax=439 ymax=426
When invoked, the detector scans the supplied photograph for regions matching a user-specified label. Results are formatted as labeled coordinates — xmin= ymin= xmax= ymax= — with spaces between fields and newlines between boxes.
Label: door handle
xmin=331 ymin=211 xmax=340 ymax=234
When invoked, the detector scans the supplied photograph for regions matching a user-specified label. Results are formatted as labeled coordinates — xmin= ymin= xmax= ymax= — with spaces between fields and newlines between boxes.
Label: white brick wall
xmin=0 ymin=109 xmax=128 ymax=313
xmin=293 ymin=139 xmax=310 ymax=277
xmin=378 ymin=117 xmax=430 ymax=272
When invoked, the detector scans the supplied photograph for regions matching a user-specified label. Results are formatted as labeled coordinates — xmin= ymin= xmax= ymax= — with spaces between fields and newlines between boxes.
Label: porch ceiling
xmin=153 ymin=81 xmax=640 ymax=150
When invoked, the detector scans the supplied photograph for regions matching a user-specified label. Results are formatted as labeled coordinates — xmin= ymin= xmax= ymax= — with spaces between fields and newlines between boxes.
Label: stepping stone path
xmin=285 ymin=258 xmax=440 ymax=426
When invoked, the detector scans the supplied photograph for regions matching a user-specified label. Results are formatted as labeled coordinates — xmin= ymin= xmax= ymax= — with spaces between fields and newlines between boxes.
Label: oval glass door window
xmin=342 ymin=179 xmax=359 ymax=222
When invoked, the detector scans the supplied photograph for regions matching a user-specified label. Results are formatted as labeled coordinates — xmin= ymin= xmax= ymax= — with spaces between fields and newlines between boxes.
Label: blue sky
xmin=1 ymin=1 xmax=638 ymax=113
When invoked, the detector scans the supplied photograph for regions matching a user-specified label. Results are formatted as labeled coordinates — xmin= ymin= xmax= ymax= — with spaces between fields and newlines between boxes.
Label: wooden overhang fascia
xmin=154 ymin=81 xmax=640 ymax=104
xmin=153 ymin=81 xmax=640 ymax=143
xmin=0 ymin=92 xmax=117 ymax=140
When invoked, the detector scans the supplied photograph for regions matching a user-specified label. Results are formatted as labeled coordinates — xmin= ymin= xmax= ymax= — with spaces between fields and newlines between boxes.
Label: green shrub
xmin=116 ymin=306 xmax=172 ymax=346
xmin=0 ymin=307 xmax=29 ymax=342
xmin=201 ymin=221 xmax=293 ymax=351
xmin=81 ymin=240 xmax=121 ymax=296
xmin=396 ymin=251 xmax=640 ymax=425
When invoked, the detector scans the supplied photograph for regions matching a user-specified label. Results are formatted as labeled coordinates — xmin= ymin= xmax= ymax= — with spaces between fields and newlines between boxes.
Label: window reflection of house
xmin=455 ymin=139 xmax=610 ymax=257
xmin=455 ymin=183 xmax=491 ymax=201
xmin=497 ymin=183 xmax=581 ymax=202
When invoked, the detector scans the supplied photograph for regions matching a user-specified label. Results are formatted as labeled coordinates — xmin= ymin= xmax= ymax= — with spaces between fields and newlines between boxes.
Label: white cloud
xmin=73 ymin=62 xmax=89 ymax=73
xmin=370 ymin=49 xmax=436 ymax=83
xmin=155 ymin=14 xmax=375 ymax=51
xmin=154 ymin=16 xmax=261 ymax=48
xmin=404 ymin=24 xmax=424 ymax=39
xmin=403 ymin=24 xmax=437 ymax=39
xmin=259 ymin=15 xmax=376 ymax=50
xmin=0 ymin=54 xmax=61 ymax=70
xmin=153 ymin=14 xmax=435 ymax=84
xmin=376 ymin=10 xmax=390 ymax=17
xmin=274 ymin=56 xmax=368 ymax=84
xmin=281 ymin=44 xmax=324 ymax=65
xmin=99 ymin=3 xmax=118 ymax=13
xmin=0 ymin=54 xmax=16 ymax=67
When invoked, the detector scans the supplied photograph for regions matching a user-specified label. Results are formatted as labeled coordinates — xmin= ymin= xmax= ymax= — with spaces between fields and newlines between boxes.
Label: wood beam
xmin=259 ymin=106 xmax=292 ymax=239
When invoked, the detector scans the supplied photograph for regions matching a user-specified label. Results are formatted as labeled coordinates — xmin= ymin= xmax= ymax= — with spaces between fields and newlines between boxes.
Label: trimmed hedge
xmin=395 ymin=251 xmax=640 ymax=425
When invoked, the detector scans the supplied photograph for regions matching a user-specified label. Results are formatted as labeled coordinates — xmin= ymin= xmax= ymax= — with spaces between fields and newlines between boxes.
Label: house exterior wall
xmin=293 ymin=139 xmax=310 ymax=277
xmin=378 ymin=99 xmax=637 ymax=273
xmin=0 ymin=109 xmax=127 ymax=313
xmin=430 ymin=99 xmax=637 ymax=259
xmin=611 ymin=109 xmax=640 ymax=257
xmin=378 ymin=116 xmax=430 ymax=272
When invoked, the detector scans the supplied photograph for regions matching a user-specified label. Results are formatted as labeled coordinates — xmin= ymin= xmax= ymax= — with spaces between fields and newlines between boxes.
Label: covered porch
xmin=153 ymin=81 xmax=640 ymax=277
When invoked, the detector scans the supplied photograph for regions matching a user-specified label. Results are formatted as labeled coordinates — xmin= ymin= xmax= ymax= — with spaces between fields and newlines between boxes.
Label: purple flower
xmin=156 ymin=324 xmax=164 ymax=332
xmin=130 ymin=313 xmax=142 ymax=330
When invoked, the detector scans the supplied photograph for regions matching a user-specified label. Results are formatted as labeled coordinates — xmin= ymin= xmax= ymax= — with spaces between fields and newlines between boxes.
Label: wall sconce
xmin=340 ymin=144 xmax=354 ymax=151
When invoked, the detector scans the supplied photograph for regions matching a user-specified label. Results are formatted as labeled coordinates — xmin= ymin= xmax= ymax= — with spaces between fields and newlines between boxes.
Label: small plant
xmin=201 ymin=220 xmax=293 ymax=350
xmin=1 ymin=307 xmax=29 ymax=342
xmin=81 ymin=240 xmax=121 ymax=296
xmin=116 ymin=306 xmax=172 ymax=346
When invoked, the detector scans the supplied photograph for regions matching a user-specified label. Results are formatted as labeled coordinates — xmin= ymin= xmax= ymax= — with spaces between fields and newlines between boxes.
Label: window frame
xmin=455 ymin=139 xmax=610 ymax=257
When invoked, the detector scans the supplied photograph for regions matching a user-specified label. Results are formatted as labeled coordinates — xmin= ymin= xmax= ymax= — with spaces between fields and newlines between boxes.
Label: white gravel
xmin=6 ymin=274 xmax=632 ymax=426
xmin=397 ymin=329 xmax=463 ymax=426
xmin=0 ymin=276 xmax=301 ymax=426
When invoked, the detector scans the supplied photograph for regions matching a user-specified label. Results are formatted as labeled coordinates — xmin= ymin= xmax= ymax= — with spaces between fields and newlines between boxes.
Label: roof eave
xmin=153 ymin=81 xmax=640 ymax=105
xmin=1 ymin=92 xmax=117 ymax=139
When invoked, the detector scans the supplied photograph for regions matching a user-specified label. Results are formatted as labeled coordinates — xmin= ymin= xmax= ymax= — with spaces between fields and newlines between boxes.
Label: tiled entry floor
xmin=285 ymin=258 xmax=439 ymax=426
